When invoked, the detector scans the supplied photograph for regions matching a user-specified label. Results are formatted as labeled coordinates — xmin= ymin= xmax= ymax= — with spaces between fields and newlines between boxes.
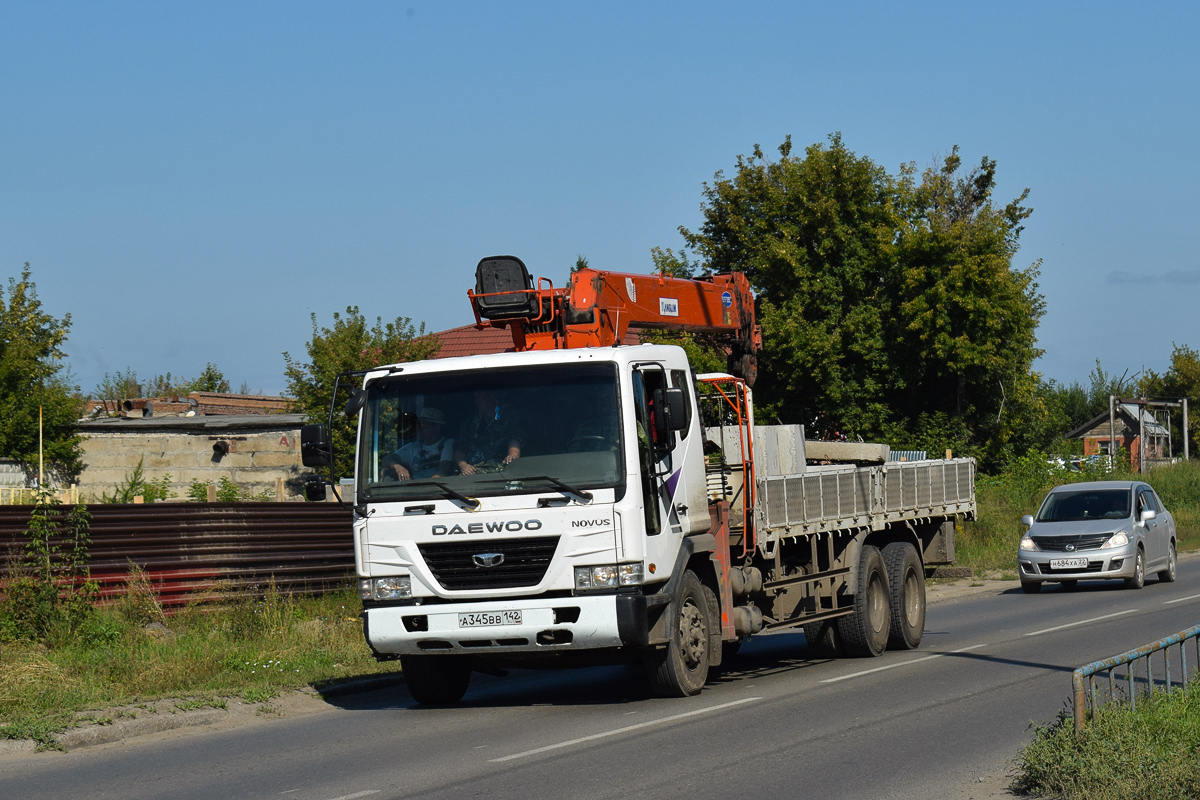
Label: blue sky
xmin=3 ymin=2 xmax=1197 ymax=397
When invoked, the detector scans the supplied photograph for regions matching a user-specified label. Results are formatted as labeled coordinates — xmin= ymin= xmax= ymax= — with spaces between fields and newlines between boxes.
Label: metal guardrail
xmin=0 ymin=503 xmax=355 ymax=608
xmin=1072 ymin=623 xmax=1200 ymax=732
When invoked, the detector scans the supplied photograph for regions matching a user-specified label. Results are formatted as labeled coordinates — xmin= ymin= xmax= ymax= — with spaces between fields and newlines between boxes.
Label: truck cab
xmin=350 ymin=345 xmax=710 ymax=699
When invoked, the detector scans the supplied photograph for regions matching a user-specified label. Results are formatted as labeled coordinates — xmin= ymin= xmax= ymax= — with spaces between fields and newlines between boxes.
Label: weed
xmin=174 ymin=697 xmax=227 ymax=712
xmin=242 ymin=686 xmax=277 ymax=703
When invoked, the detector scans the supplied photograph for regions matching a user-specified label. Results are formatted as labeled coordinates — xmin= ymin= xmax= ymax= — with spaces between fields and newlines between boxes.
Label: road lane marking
xmin=324 ymin=792 xmax=380 ymax=800
xmin=818 ymin=644 xmax=987 ymax=684
xmin=1165 ymin=593 xmax=1200 ymax=605
xmin=1024 ymin=609 xmax=1137 ymax=637
xmin=489 ymin=697 xmax=761 ymax=762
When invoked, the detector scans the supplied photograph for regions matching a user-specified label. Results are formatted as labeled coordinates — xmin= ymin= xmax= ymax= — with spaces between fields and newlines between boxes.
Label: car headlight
xmin=359 ymin=576 xmax=412 ymax=601
xmin=1019 ymin=536 xmax=1039 ymax=552
xmin=1101 ymin=531 xmax=1130 ymax=549
xmin=574 ymin=563 xmax=644 ymax=590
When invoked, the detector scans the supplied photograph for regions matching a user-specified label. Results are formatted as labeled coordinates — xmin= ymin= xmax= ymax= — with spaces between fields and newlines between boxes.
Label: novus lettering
xmin=432 ymin=519 xmax=543 ymax=535
xmin=571 ymin=519 xmax=611 ymax=528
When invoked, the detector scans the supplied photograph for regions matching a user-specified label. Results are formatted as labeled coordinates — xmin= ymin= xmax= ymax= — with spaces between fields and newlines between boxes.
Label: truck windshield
xmin=1036 ymin=489 xmax=1132 ymax=522
xmin=357 ymin=362 xmax=623 ymax=502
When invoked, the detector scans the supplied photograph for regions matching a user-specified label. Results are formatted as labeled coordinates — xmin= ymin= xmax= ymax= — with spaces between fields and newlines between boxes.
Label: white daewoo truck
xmin=301 ymin=256 xmax=976 ymax=703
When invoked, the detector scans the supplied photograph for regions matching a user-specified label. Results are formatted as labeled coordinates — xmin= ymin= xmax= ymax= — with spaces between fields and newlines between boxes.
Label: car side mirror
xmin=1139 ymin=509 xmax=1157 ymax=523
xmin=1021 ymin=514 xmax=1034 ymax=529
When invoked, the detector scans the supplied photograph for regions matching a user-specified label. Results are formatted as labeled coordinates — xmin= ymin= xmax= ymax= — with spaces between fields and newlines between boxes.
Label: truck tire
xmin=836 ymin=545 xmax=890 ymax=657
xmin=644 ymin=570 xmax=712 ymax=696
xmin=882 ymin=541 xmax=925 ymax=650
xmin=400 ymin=655 xmax=472 ymax=705
xmin=803 ymin=621 xmax=841 ymax=658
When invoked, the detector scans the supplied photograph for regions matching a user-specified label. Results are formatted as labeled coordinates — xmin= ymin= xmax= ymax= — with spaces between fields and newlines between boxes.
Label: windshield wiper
xmin=402 ymin=481 xmax=481 ymax=510
xmin=479 ymin=475 xmax=593 ymax=502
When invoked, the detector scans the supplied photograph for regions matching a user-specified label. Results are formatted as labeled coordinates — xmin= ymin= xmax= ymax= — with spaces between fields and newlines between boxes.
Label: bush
xmin=187 ymin=476 xmax=273 ymax=502
xmin=0 ymin=491 xmax=97 ymax=644
xmin=99 ymin=457 xmax=174 ymax=503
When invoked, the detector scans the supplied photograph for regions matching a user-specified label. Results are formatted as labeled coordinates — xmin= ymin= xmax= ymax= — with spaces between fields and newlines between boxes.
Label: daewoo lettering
xmin=432 ymin=519 xmax=543 ymax=535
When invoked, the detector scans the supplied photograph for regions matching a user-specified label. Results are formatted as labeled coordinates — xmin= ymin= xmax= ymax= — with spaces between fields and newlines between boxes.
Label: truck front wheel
xmin=400 ymin=655 xmax=472 ymax=705
xmin=837 ymin=545 xmax=890 ymax=657
xmin=882 ymin=541 xmax=925 ymax=650
xmin=645 ymin=570 xmax=713 ymax=696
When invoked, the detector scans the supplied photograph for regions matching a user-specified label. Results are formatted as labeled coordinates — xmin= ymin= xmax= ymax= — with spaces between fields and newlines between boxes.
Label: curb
xmin=0 ymin=672 xmax=406 ymax=755
xmin=314 ymin=672 xmax=406 ymax=699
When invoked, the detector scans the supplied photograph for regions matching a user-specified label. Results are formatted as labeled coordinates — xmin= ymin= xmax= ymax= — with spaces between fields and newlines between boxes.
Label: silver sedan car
xmin=1018 ymin=481 xmax=1178 ymax=593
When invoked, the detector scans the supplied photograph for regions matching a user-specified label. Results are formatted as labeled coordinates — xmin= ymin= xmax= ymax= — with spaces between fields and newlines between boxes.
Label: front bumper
xmin=364 ymin=594 xmax=633 ymax=656
xmin=1018 ymin=544 xmax=1136 ymax=583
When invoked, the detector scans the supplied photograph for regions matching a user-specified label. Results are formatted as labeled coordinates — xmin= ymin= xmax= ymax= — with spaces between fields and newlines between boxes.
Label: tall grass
xmin=956 ymin=457 xmax=1200 ymax=576
xmin=1013 ymin=679 xmax=1200 ymax=799
xmin=0 ymin=580 xmax=392 ymax=747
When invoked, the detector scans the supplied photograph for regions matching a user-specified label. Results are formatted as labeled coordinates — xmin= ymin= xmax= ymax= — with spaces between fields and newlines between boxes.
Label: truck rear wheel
xmin=837 ymin=545 xmax=890 ymax=657
xmin=882 ymin=541 xmax=925 ymax=650
xmin=803 ymin=621 xmax=841 ymax=658
xmin=400 ymin=655 xmax=472 ymax=705
xmin=645 ymin=570 xmax=712 ymax=696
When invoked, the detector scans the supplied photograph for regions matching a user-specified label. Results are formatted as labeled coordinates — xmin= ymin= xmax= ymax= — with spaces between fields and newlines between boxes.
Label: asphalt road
xmin=3 ymin=560 xmax=1199 ymax=800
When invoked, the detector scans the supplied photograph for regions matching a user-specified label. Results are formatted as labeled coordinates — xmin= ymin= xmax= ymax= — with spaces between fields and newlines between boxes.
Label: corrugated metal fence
xmin=0 ymin=503 xmax=354 ymax=608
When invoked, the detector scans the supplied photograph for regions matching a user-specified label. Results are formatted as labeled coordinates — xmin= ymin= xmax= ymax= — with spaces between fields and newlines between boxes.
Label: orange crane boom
xmin=468 ymin=255 xmax=761 ymax=384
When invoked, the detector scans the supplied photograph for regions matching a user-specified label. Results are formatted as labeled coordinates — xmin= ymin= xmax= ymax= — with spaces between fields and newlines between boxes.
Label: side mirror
xmin=344 ymin=387 xmax=367 ymax=418
xmin=301 ymin=424 xmax=332 ymax=467
xmin=1021 ymin=514 xmax=1034 ymax=529
xmin=303 ymin=474 xmax=328 ymax=502
xmin=1139 ymin=509 xmax=1157 ymax=523
xmin=652 ymin=387 xmax=687 ymax=438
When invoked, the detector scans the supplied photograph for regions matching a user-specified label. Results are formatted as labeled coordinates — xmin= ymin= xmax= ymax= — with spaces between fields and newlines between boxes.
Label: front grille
xmin=1040 ymin=559 xmax=1105 ymax=574
xmin=418 ymin=536 xmax=559 ymax=590
xmin=1032 ymin=534 xmax=1112 ymax=552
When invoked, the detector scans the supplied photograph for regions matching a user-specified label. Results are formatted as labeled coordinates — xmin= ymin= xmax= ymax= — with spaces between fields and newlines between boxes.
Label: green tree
xmin=676 ymin=134 xmax=904 ymax=438
xmin=189 ymin=362 xmax=231 ymax=393
xmin=0 ymin=264 xmax=83 ymax=482
xmin=669 ymin=136 xmax=1044 ymax=467
xmin=94 ymin=362 xmax=231 ymax=402
xmin=890 ymin=147 xmax=1044 ymax=465
xmin=283 ymin=307 xmax=440 ymax=479
xmin=1144 ymin=343 xmax=1200 ymax=456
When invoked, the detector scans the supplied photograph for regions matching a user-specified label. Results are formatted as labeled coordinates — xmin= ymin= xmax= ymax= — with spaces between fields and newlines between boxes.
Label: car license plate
xmin=458 ymin=610 xmax=522 ymax=628
xmin=1050 ymin=557 xmax=1089 ymax=570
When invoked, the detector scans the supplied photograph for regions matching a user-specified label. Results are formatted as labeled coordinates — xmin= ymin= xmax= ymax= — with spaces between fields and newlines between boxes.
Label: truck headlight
xmin=1019 ymin=536 xmax=1039 ymax=552
xmin=574 ymin=564 xmax=644 ymax=590
xmin=360 ymin=576 xmax=412 ymax=601
xmin=1101 ymin=531 xmax=1130 ymax=549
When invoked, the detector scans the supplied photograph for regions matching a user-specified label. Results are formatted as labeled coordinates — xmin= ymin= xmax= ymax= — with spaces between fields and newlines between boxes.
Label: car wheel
xmin=1124 ymin=548 xmax=1145 ymax=590
xmin=1020 ymin=580 xmax=1041 ymax=594
xmin=1158 ymin=541 xmax=1177 ymax=583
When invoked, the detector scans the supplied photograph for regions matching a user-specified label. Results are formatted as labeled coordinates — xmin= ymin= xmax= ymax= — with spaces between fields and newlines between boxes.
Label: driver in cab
xmin=382 ymin=407 xmax=455 ymax=481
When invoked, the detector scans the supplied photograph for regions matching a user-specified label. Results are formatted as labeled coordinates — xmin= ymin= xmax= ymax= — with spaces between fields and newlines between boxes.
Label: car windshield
xmin=1036 ymin=488 xmax=1131 ymax=522
xmin=357 ymin=362 xmax=623 ymax=502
